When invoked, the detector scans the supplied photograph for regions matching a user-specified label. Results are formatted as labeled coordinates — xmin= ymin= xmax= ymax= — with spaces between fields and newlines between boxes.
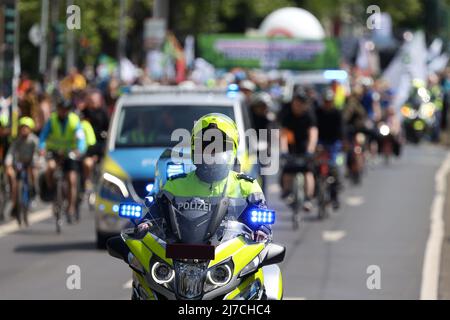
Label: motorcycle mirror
xmin=106 ymin=236 xmax=130 ymax=262
xmin=260 ymin=243 xmax=285 ymax=267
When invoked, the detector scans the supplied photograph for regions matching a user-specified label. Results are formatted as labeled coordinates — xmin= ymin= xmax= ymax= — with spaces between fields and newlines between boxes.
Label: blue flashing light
xmin=167 ymin=164 xmax=184 ymax=179
xmin=323 ymin=70 xmax=348 ymax=81
xmin=145 ymin=196 xmax=154 ymax=207
xmin=112 ymin=205 xmax=119 ymax=213
xmin=249 ymin=208 xmax=276 ymax=225
xmin=119 ymin=203 xmax=143 ymax=219
xmin=227 ymin=84 xmax=240 ymax=98
xmin=146 ymin=183 xmax=154 ymax=193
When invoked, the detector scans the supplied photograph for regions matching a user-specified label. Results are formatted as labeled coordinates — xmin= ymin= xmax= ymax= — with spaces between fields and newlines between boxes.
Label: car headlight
xmin=151 ymin=262 xmax=175 ymax=285
xmin=99 ymin=172 xmax=130 ymax=201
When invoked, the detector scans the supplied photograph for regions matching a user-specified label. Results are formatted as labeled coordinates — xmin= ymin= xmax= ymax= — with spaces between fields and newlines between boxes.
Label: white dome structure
xmin=259 ymin=7 xmax=326 ymax=40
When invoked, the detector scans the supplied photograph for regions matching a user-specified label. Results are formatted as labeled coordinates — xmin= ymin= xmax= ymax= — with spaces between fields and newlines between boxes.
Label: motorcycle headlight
xmin=151 ymin=262 xmax=175 ymax=285
xmin=174 ymin=262 xmax=208 ymax=299
xmin=379 ymin=124 xmax=390 ymax=136
xmin=419 ymin=103 xmax=435 ymax=119
xmin=207 ymin=264 xmax=232 ymax=286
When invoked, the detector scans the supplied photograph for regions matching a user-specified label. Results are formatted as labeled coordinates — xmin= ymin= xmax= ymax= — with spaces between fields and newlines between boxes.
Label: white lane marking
xmin=284 ymin=297 xmax=306 ymax=300
xmin=420 ymin=152 xmax=450 ymax=300
xmin=345 ymin=196 xmax=365 ymax=207
xmin=0 ymin=207 xmax=53 ymax=238
xmin=123 ymin=279 xmax=133 ymax=289
xmin=322 ymin=230 xmax=347 ymax=242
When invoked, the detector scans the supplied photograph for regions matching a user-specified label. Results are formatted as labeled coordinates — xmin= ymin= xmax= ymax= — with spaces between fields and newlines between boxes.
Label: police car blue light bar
xmin=250 ymin=209 xmax=276 ymax=225
xmin=167 ymin=163 xmax=184 ymax=179
xmin=119 ymin=203 xmax=143 ymax=219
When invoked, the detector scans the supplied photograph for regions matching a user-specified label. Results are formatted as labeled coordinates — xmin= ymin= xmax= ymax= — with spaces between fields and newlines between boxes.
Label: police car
xmin=94 ymin=85 xmax=260 ymax=248
xmin=283 ymin=69 xmax=350 ymax=103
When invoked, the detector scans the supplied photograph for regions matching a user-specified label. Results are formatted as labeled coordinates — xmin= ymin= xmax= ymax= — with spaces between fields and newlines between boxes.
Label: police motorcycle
xmin=107 ymin=149 xmax=285 ymax=300
xmin=401 ymin=85 xmax=436 ymax=144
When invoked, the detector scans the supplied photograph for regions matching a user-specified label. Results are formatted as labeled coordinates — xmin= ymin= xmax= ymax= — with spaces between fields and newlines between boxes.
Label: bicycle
xmin=51 ymin=151 xmax=81 ymax=233
xmin=15 ymin=162 xmax=32 ymax=227
xmin=282 ymin=155 xmax=309 ymax=230
xmin=315 ymin=146 xmax=341 ymax=220
xmin=315 ymin=148 xmax=331 ymax=220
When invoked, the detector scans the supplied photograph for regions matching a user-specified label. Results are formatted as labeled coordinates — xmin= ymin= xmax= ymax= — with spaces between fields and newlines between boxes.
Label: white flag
xmin=382 ymin=31 xmax=428 ymax=110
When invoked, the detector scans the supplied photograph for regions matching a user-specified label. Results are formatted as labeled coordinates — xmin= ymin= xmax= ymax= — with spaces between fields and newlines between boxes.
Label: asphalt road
xmin=0 ymin=144 xmax=448 ymax=300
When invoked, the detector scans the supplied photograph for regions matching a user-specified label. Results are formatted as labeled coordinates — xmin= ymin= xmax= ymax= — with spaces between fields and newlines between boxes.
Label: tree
xmin=18 ymin=0 xmax=152 ymax=75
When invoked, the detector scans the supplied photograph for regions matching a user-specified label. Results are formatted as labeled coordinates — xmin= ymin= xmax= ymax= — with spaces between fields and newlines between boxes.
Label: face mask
xmin=196 ymin=163 xmax=231 ymax=184
xmin=194 ymin=151 xmax=234 ymax=184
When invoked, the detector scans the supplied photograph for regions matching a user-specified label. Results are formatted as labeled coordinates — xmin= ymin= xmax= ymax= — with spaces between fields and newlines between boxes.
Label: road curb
xmin=420 ymin=152 xmax=450 ymax=299
xmin=438 ymin=171 xmax=450 ymax=299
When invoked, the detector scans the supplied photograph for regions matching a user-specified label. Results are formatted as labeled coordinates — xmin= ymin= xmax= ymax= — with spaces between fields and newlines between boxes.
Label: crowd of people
xmin=233 ymin=67 xmax=450 ymax=212
xmin=0 ymin=62 xmax=449 ymax=225
xmin=0 ymin=67 xmax=113 ymax=224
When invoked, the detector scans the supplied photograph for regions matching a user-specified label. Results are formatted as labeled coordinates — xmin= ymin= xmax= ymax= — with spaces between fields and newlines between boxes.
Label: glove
xmin=254 ymin=225 xmax=272 ymax=242
xmin=134 ymin=221 xmax=152 ymax=238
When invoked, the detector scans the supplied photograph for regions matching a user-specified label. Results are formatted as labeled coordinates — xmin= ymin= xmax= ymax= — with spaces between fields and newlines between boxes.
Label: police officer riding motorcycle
xmin=107 ymin=113 xmax=285 ymax=300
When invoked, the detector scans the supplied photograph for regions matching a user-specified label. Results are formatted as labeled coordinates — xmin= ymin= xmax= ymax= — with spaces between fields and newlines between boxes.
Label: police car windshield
xmin=115 ymin=105 xmax=235 ymax=148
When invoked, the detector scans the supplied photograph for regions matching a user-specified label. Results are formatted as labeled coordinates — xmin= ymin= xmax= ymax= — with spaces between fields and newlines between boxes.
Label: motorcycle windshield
xmin=149 ymin=147 xmax=248 ymax=244
xmin=162 ymin=195 xmax=248 ymax=244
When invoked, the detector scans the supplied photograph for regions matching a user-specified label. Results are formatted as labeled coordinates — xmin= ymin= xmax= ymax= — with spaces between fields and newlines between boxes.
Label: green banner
xmin=198 ymin=34 xmax=340 ymax=70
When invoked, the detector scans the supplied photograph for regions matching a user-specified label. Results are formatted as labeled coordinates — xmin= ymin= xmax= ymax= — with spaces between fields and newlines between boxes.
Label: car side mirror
xmin=260 ymin=243 xmax=285 ymax=267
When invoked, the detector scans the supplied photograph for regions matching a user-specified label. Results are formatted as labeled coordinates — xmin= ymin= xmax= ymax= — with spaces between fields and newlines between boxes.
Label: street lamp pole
xmin=39 ymin=0 xmax=49 ymax=75
xmin=117 ymin=0 xmax=127 ymax=83
xmin=66 ymin=0 xmax=75 ymax=73
xmin=11 ymin=0 xmax=20 ymax=137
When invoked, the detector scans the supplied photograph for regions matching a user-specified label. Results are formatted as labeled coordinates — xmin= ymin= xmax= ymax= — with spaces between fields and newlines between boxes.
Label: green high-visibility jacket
xmin=82 ymin=120 xmax=97 ymax=148
xmin=163 ymin=171 xmax=263 ymax=199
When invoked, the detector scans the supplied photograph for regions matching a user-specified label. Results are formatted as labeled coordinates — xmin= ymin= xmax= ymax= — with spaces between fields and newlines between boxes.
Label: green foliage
xmin=18 ymin=0 xmax=152 ymax=69
xmin=15 ymin=0 xmax=438 ymax=75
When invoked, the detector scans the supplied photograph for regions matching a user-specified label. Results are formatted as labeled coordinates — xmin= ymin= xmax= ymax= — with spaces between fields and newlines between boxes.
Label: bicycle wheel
xmin=16 ymin=179 xmax=23 ymax=226
xmin=317 ymin=178 xmax=330 ymax=220
xmin=21 ymin=177 xmax=30 ymax=227
xmin=291 ymin=173 xmax=304 ymax=230
xmin=75 ymin=175 xmax=83 ymax=223
xmin=54 ymin=175 xmax=64 ymax=233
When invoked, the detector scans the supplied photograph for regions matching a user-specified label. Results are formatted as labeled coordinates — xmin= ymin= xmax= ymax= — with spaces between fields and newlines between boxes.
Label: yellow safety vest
xmin=46 ymin=112 xmax=80 ymax=152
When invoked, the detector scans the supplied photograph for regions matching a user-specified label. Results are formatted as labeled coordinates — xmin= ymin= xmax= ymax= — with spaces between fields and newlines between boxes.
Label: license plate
xmin=166 ymin=243 xmax=215 ymax=260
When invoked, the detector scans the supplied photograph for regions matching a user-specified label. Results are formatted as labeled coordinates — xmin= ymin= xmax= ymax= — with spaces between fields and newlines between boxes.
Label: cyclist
xmin=315 ymin=89 xmax=344 ymax=209
xmin=280 ymin=89 xmax=319 ymax=212
xmin=39 ymin=96 xmax=86 ymax=223
xmin=5 ymin=117 xmax=39 ymax=220
xmin=80 ymin=109 xmax=97 ymax=192
xmin=81 ymin=90 xmax=110 ymax=186
xmin=135 ymin=113 xmax=271 ymax=242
